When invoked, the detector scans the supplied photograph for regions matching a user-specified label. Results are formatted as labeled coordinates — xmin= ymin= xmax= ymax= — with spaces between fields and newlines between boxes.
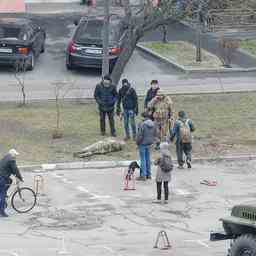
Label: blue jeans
xmin=0 ymin=177 xmax=7 ymax=213
xmin=139 ymin=145 xmax=151 ymax=177
xmin=123 ymin=109 xmax=136 ymax=139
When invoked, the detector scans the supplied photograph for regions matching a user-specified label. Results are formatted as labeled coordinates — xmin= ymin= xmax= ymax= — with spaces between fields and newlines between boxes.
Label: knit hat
xmin=178 ymin=110 xmax=186 ymax=118
xmin=122 ymin=78 xmax=129 ymax=85
xmin=160 ymin=142 xmax=170 ymax=157
xmin=103 ymin=75 xmax=112 ymax=82
xmin=9 ymin=148 xmax=19 ymax=157
xmin=151 ymin=79 xmax=158 ymax=85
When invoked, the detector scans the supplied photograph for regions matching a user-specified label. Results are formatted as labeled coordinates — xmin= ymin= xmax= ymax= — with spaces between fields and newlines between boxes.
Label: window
xmin=0 ymin=26 xmax=22 ymax=40
xmin=75 ymin=19 xmax=118 ymax=43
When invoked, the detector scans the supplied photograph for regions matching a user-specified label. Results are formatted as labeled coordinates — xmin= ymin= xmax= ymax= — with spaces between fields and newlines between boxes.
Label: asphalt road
xmin=0 ymin=13 xmax=256 ymax=102
xmin=2 ymin=160 xmax=256 ymax=256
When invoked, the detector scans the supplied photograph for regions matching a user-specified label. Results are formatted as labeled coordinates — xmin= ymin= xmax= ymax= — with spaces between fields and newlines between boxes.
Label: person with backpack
xmin=136 ymin=112 xmax=158 ymax=181
xmin=170 ymin=111 xmax=195 ymax=169
xmin=94 ymin=75 xmax=118 ymax=137
xmin=116 ymin=79 xmax=138 ymax=141
xmin=153 ymin=142 xmax=173 ymax=204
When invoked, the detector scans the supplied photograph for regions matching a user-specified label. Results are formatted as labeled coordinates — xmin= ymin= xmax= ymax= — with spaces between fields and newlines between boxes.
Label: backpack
xmin=159 ymin=155 xmax=173 ymax=173
xmin=179 ymin=119 xmax=191 ymax=143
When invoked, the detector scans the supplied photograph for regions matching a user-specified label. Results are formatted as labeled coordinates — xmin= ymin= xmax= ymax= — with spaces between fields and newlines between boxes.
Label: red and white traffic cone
xmin=124 ymin=173 xmax=136 ymax=191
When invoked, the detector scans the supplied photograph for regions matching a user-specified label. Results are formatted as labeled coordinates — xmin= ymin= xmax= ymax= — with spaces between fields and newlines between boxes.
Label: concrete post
xmin=196 ymin=4 xmax=202 ymax=62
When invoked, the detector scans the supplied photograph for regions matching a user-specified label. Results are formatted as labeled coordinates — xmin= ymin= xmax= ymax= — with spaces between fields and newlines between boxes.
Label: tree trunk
xmin=56 ymin=99 xmax=60 ymax=131
xmin=110 ymin=30 xmax=141 ymax=85
xmin=21 ymin=85 xmax=26 ymax=106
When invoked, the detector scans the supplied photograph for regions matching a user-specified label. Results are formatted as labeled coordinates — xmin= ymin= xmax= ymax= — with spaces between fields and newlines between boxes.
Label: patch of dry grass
xmin=141 ymin=41 xmax=222 ymax=69
xmin=0 ymin=92 xmax=256 ymax=165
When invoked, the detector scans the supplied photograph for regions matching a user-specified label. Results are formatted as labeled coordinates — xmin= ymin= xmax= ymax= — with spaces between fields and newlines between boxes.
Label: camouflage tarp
xmin=74 ymin=138 xmax=126 ymax=158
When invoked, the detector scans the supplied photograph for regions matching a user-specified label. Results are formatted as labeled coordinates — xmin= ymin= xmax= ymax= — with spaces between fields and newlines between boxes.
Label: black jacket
xmin=116 ymin=84 xmax=138 ymax=114
xmin=144 ymin=87 xmax=159 ymax=108
xmin=0 ymin=154 xmax=23 ymax=181
xmin=94 ymin=82 xmax=118 ymax=112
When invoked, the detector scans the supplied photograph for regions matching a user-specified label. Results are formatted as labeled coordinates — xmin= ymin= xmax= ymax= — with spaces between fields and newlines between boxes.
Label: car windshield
xmin=0 ymin=26 xmax=22 ymax=40
xmin=75 ymin=20 xmax=117 ymax=44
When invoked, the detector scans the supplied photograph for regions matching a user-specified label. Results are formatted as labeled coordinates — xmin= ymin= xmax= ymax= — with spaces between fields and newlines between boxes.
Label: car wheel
xmin=109 ymin=63 xmax=115 ymax=74
xmin=66 ymin=57 xmax=74 ymax=70
xmin=27 ymin=52 xmax=35 ymax=71
xmin=229 ymin=234 xmax=256 ymax=256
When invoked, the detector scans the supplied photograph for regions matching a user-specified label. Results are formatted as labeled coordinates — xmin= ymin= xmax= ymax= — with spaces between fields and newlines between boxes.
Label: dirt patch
xmin=26 ymin=207 xmax=103 ymax=230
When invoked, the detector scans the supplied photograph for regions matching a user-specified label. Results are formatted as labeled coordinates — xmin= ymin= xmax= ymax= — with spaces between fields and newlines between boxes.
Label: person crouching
xmin=153 ymin=142 xmax=173 ymax=204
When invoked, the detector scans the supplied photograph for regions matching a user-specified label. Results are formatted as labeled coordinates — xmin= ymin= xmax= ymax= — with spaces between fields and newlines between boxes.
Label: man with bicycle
xmin=0 ymin=149 xmax=23 ymax=217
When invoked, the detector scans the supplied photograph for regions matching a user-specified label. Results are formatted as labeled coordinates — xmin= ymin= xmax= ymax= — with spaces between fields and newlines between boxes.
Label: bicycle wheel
xmin=11 ymin=187 xmax=37 ymax=213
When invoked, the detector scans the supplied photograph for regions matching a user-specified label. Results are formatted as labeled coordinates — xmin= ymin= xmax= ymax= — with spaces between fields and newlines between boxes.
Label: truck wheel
xmin=230 ymin=234 xmax=256 ymax=256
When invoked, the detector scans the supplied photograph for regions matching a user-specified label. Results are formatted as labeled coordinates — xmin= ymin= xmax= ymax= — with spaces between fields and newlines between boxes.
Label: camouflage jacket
xmin=148 ymin=95 xmax=174 ymax=120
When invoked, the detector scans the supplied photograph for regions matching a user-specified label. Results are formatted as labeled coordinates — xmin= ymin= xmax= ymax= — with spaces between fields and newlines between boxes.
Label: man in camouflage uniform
xmin=147 ymin=89 xmax=174 ymax=148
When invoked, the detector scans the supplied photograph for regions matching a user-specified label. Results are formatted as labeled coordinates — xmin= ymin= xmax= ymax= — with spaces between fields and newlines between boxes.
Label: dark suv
xmin=66 ymin=15 xmax=127 ymax=71
xmin=0 ymin=18 xmax=46 ymax=70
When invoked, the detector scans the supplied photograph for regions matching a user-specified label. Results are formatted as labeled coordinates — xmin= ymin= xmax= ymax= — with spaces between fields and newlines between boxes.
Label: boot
xmin=186 ymin=159 xmax=192 ymax=169
xmin=0 ymin=211 xmax=8 ymax=217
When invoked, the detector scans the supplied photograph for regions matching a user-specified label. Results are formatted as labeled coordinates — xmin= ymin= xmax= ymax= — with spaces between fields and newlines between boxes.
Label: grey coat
xmin=155 ymin=160 xmax=172 ymax=182
xmin=154 ymin=143 xmax=173 ymax=182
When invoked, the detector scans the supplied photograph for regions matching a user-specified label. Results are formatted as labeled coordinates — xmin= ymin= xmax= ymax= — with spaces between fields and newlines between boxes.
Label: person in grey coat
xmin=153 ymin=142 xmax=173 ymax=204
xmin=136 ymin=112 xmax=158 ymax=181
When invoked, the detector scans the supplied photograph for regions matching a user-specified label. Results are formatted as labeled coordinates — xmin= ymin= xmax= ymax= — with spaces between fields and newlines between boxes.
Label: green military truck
xmin=210 ymin=204 xmax=256 ymax=255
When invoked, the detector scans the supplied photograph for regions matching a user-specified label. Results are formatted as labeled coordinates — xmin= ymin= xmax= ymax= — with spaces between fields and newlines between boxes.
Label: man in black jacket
xmin=116 ymin=79 xmax=138 ymax=140
xmin=144 ymin=80 xmax=160 ymax=110
xmin=94 ymin=75 xmax=118 ymax=137
xmin=0 ymin=149 xmax=23 ymax=217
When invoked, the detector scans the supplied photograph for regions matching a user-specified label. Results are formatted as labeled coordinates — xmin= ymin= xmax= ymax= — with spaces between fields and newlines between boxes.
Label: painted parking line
xmin=184 ymin=239 xmax=210 ymax=248
xmin=174 ymin=189 xmax=191 ymax=196
xmin=61 ymin=178 xmax=73 ymax=184
xmin=76 ymin=186 xmax=112 ymax=199
xmin=0 ymin=250 xmax=20 ymax=256
xmin=76 ymin=186 xmax=89 ymax=193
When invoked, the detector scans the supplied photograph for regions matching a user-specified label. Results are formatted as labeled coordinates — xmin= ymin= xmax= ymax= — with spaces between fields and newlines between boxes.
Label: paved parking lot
xmin=1 ymin=160 xmax=256 ymax=256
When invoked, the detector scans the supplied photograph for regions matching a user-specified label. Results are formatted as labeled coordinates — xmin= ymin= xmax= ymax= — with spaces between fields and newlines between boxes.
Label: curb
xmin=136 ymin=43 xmax=256 ymax=74
xmin=20 ymin=154 xmax=256 ymax=172
xmin=238 ymin=48 xmax=256 ymax=60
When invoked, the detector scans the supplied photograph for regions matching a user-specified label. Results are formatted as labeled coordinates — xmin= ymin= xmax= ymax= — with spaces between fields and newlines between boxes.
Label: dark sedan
xmin=66 ymin=15 xmax=127 ymax=72
xmin=0 ymin=18 xmax=46 ymax=70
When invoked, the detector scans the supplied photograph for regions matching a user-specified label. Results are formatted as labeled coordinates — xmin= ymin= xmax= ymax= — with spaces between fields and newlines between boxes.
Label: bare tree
xmin=110 ymin=0 xmax=200 ymax=84
xmin=52 ymin=79 xmax=76 ymax=139
xmin=13 ymin=57 xmax=28 ymax=106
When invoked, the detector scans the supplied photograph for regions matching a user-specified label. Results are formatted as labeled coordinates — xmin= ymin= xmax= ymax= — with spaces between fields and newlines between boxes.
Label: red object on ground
xmin=0 ymin=0 xmax=25 ymax=13
xmin=124 ymin=173 xmax=136 ymax=191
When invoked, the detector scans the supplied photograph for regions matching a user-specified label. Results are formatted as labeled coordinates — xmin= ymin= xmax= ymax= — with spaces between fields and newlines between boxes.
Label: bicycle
xmin=4 ymin=178 xmax=37 ymax=213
